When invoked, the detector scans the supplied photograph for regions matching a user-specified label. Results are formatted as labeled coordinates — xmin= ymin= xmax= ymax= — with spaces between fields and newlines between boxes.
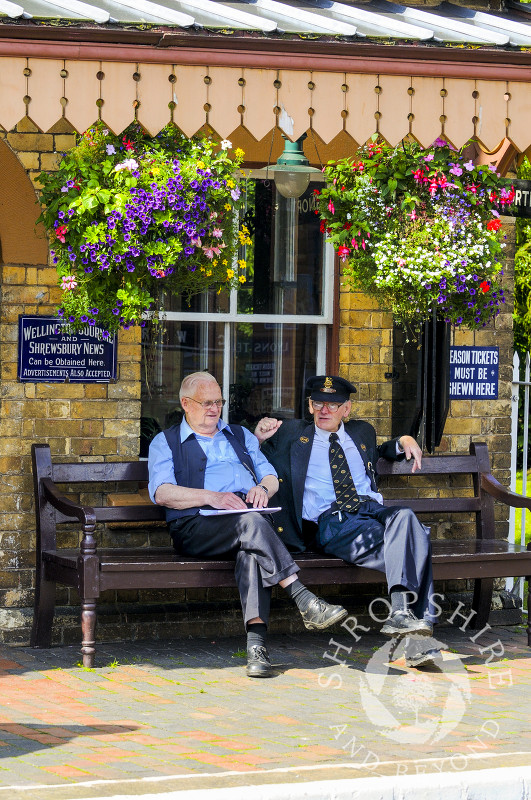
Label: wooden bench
xmin=31 ymin=441 xmax=531 ymax=667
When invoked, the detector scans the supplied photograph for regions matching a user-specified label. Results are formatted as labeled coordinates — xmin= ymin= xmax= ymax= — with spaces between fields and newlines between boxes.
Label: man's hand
xmin=208 ymin=491 xmax=248 ymax=510
xmin=398 ymin=435 xmax=423 ymax=473
xmin=255 ymin=417 xmax=283 ymax=444
xmin=246 ymin=485 xmax=269 ymax=509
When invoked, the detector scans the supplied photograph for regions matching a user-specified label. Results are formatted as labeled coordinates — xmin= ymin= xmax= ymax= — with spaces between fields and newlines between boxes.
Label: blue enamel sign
xmin=18 ymin=315 xmax=117 ymax=383
xmin=449 ymin=346 xmax=498 ymax=399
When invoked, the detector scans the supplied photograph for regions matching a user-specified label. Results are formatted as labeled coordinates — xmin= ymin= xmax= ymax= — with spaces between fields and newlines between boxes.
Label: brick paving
xmin=0 ymin=622 xmax=529 ymax=799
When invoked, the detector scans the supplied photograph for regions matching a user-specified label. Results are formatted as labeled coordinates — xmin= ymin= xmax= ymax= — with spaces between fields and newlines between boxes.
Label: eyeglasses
xmin=310 ymin=400 xmax=345 ymax=412
xmin=183 ymin=397 xmax=226 ymax=410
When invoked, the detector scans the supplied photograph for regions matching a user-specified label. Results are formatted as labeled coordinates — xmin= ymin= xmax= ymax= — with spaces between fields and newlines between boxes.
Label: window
xmin=141 ymin=179 xmax=333 ymax=447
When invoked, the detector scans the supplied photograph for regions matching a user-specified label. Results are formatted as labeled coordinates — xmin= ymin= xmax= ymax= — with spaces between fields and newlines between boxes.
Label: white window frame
xmin=156 ymin=176 xmax=334 ymax=422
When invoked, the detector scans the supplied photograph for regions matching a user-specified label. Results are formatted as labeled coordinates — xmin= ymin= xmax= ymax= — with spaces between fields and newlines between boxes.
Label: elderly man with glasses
xmin=148 ymin=371 xmax=347 ymax=678
xmin=256 ymin=375 xmax=439 ymax=669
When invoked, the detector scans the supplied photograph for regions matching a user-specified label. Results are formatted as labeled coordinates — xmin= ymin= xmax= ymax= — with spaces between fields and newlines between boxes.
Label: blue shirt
xmin=302 ymin=423 xmax=384 ymax=522
xmin=148 ymin=419 xmax=277 ymax=503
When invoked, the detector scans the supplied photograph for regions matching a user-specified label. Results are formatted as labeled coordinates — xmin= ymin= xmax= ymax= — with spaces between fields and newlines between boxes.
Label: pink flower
xmin=55 ymin=224 xmax=68 ymax=243
xmin=212 ymin=228 xmax=223 ymax=238
xmin=191 ymin=237 xmax=202 ymax=247
xmin=328 ymin=200 xmax=335 ymax=214
xmin=203 ymin=247 xmax=215 ymax=259
xmin=61 ymin=275 xmax=77 ymax=291
xmin=337 ymin=245 xmax=350 ymax=261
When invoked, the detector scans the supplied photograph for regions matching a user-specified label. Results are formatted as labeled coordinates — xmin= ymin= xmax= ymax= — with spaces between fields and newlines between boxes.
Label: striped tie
xmin=329 ymin=432 xmax=360 ymax=511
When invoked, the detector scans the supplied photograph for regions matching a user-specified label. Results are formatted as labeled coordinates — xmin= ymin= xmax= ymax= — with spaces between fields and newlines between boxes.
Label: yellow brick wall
xmin=0 ymin=114 xmax=517 ymax=639
xmin=0 ymin=119 xmax=142 ymax=619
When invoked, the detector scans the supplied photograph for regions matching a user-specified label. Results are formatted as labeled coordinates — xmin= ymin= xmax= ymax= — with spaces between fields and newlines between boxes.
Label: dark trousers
xmin=317 ymin=500 xmax=436 ymax=623
xmin=170 ymin=513 xmax=298 ymax=628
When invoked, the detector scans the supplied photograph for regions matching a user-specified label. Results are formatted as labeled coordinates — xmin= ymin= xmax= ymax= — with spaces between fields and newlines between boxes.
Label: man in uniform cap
xmin=256 ymin=375 xmax=438 ymax=668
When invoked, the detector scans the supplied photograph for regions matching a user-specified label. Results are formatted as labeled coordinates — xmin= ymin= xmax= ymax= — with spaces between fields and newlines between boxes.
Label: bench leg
xmin=471 ymin=577 xmax=494 ymax=630
xmin=30 ymin=576 xmax=56 ymax=649
xmin=80 ymin=599 xmax=97 ymax=668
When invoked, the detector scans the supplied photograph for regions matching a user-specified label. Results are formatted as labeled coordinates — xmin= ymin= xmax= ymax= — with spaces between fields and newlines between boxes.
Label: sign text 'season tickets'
xmin=449 ymin=346 xmax=498 ymax=399
xmin=18 ymin=315 xmax=117 ymax=383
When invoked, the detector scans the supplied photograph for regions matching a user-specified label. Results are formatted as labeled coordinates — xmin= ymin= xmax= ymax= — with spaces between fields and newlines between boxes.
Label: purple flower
xmin=463 ymin=160 xmax=475 ymax=171
xmin=450 ymin=165 xmax=463 ymax=177
xmin=106 ymin=144 xmax=116 ymax=155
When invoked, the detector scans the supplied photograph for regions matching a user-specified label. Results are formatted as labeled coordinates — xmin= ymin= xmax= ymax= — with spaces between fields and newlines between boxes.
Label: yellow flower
xmin=226 ymin=180 xmax=235 ymax=189
xmin=238 ymin=275 xmax=246 ymax=283
xmin=196 ymin=161 xmax=205 ymax=169
xmin=206 ymin=270 xmax=212 ymax=277
xmin=226 ymin=268 xmax=235 ymax=279
xmin=238 ymin=259 xmax=246 ymax=269
xmin=222 ymin=259 xmax=228 ymax=265
xmin=151 ymin=167 xmax=160 ymax=175
xmin=241 ymin=224 xmax=249 ymax=235
xmin=213 ymin=259 xmax=218 ymax=266
xmin=235 ymin=148 xmax=245 ymax=159
xmin=224 ymin=203 xmax=231 ymax=211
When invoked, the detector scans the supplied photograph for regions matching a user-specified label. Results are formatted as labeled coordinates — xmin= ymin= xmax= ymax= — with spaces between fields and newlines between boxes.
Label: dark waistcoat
xmin=162 ymin=423 xmax=256 ymax=523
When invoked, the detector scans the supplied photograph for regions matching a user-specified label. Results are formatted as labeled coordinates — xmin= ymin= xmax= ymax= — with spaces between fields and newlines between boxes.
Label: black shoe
xmin=246 ymin=645 xmax=274 ymax=678
xmin=380 ymin=610 xmax=433 ymax=639
xmin=301 ymin=598 xmax=348 ymax=631
xmin=405 ymin=648 xmax=442 ymax=669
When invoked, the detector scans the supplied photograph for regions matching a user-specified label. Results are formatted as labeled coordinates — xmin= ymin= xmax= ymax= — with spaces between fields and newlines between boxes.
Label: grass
xmin=514 ymin=470 xmax=531 ymax=546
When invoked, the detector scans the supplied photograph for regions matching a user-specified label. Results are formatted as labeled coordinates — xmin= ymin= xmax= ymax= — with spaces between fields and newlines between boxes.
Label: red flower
xmin=480 ymin=281 xmax=491 ymax=293
xmin=487 ymin=218 xmax=501 ymax=232
xmin=55 ymin=225 xmax=68 ymax=243
xmin=320 ymin=221 xmax=326 ymax=233
xmin=337 ymin=245 xmax=350 ymax=261
xmin=343 ymin=222 xmax=352 ymax=231
xmin=122 ymin=137 xmax=134 ymax=151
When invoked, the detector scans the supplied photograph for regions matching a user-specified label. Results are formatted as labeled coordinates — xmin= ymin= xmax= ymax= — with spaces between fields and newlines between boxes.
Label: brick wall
xmin=0 ymin=114 xmax=518 ymax=646
xmin=0 ymin=119 xmax=142 ymax=642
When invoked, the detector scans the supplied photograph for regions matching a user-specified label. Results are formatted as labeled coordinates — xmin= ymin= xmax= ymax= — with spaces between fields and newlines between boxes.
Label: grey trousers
xmin=169 ymin=512 xmax=298 ymax=627
xmin=317 ymin=500 xmax=436 ymax=623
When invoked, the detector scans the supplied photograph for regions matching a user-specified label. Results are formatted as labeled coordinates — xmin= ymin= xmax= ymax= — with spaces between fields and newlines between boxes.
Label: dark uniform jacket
xmin=261 ymin=419 xmax=402 ymax=552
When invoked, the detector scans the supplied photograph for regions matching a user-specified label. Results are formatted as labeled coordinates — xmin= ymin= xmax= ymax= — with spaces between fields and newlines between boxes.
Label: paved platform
xmin=0 ymin=621 xmax=529 ymax=800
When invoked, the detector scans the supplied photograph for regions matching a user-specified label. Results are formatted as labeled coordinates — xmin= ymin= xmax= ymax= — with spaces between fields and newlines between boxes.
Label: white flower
xmin=114 ymin=159 xmax=138 ymax=172
xmin=220 ymin=140 xmax=232 ymax=151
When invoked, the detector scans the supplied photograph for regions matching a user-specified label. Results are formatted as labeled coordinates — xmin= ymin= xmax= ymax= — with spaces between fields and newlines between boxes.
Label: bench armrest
xmin=42 ymin=478 xmax=97 ymax=528
xmin=481 ymin=473 xmax=531 ymax=509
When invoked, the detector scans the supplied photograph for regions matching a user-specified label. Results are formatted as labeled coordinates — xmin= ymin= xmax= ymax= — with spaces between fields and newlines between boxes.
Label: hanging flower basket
xmin=37 ymin=124 xmax=249 ymax=338
xmin=316 ymin=137 xmax=514 ymax=334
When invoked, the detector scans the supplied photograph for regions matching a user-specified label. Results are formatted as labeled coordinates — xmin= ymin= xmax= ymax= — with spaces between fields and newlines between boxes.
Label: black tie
xmin=328 ymin=432 xmax=360 ymax=512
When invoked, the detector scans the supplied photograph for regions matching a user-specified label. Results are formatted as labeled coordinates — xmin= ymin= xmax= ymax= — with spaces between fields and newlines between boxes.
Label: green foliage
xmin=316 ymin=136 xmax=513 ymax=334
xmin=37 ymin=123 xmax=246 ymax=337
xmin=514 ymin=157 xmax=531 ymax=359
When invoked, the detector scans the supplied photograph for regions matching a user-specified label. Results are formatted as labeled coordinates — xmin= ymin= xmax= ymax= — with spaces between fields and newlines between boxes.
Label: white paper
xmin=199 ymin=506 xmax=281 ymax=517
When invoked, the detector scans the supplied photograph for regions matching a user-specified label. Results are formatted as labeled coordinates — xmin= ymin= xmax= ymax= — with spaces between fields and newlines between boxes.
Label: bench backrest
xmin=32 ymin=440 xmax=495 ymax=545
xmin=377 ymin=441 xmax=494 ymax=540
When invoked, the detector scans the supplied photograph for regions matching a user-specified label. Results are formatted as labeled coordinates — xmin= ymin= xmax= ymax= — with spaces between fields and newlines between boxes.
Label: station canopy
xmin=0 ymin=0 xmax=531 ymax=152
